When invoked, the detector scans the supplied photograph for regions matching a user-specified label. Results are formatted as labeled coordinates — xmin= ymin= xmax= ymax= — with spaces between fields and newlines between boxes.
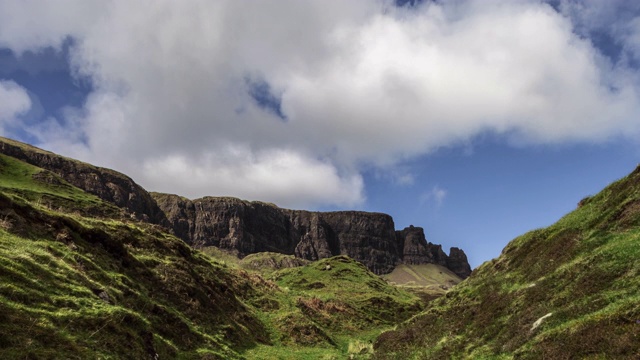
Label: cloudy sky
xmin=1 ymin=0 xmax=640 ymax=267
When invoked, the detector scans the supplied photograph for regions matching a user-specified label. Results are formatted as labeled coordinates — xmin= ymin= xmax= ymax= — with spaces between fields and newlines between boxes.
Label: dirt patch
xmin=611 ymin=199 xmax=640 ymax=229
xmin=278 ymin=313 xmax=336 ymax=346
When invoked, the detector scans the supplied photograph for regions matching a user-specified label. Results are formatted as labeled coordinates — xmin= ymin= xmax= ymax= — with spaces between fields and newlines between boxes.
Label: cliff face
xmin=153 ymin=194 xmax=401 ymax=274
xmin=0 ymin=137 xmax=167 ymax=224
xmin=446 ymin=247 xmax=473 ymax=279
xmin=291 ymin=211 xmax=400 ymax=274
xmin=395 ymin=226 xmax=472 ymax=278
xmin=153 ymin=194 xmax=471 ymax=276
xmin=395 ymin=226 xmax=447 ymax=266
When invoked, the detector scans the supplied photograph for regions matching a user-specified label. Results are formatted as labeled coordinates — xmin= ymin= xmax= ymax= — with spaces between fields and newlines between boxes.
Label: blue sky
xmin=1 ymin=0 xmax=640 ymax=268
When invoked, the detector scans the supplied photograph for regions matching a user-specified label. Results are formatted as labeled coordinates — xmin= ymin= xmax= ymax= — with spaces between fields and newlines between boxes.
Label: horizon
xmin=2 ymin=0 xmax=640 ymax=268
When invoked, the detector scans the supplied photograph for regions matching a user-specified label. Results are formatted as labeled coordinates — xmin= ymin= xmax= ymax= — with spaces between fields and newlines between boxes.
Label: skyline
xmin=2 ymin=0 xmax=640 ymax=267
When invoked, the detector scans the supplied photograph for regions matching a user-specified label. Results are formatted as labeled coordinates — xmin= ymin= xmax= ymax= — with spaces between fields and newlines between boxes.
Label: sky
xmin=1 ymin=0 xmax=640 ymax=268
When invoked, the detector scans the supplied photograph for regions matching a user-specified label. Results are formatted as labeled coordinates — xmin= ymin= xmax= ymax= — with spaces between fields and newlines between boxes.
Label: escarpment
xmin=153 ymin=193 xmax=471 ymax=276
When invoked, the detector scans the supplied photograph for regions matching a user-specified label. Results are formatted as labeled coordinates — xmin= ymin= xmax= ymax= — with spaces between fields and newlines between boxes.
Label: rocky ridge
xmin=0 ymin=136 xmax=471 ymax=277
xmin=153 ymin=193 xmax=472 ymax=277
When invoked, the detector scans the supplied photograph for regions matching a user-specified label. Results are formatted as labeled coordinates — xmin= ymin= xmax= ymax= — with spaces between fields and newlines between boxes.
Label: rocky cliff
xmin=446 ymin=247 xmax=472 ymax=279
xmin=153 ymin=193 xmax=471 ymax=276
xmin=393 ymin=226 xmax=472 ymax=278
xmin=0 ymin=137 xmax=167 ymax=224
xmin=395 ymin=226 xmax=448 ymax=266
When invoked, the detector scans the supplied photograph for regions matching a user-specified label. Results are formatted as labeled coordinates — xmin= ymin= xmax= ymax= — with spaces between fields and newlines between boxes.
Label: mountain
xmin=373 ymin=165 xmax=640 ymax=359
xmin=3 ymin=135 xmax=639 ymax=358
xmin=0 ymin=147 xmax=424 ymax=358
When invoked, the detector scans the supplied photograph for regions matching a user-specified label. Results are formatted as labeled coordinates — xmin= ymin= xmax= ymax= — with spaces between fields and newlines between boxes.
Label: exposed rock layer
xmin=395 ymin=226 xmax=448 ymax=266
xmin=153 ymin=193 xmax=472 ymax=277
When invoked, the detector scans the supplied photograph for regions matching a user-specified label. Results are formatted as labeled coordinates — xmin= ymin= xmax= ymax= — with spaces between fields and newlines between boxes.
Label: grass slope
xmin=245 ymin=256 xmax=423 ymax=359
xmin=374 ymin=166 xmax=640 ymax=359
xmin=0 ymin=194 xmax=276 ymax=359
xmin=0 ymin=155 xmax=276 ymax=358
xmin=239 ymin=252 xmax=310 ymax=275
xmin=382 ymin=264 xmax=462 ymax=302
xmin=0 ymin=154 xmax=120 ymax=218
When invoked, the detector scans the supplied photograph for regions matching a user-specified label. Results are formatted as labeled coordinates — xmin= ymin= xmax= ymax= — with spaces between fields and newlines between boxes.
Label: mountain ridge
xmin=153 ymin=192 xmax=471 ymax=276
xmin=0 ymin=136 xmax=471 ymax=277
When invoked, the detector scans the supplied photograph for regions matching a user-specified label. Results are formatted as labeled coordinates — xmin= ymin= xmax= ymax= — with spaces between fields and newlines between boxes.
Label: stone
xmin=395 ymin=226 xmax=448 ymax=266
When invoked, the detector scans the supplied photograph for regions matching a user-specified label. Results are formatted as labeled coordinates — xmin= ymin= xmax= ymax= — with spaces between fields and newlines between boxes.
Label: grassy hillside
xmin=382 ymin=263 xmax=462 ymax=302
xmin=245 ymin=256 xmax=423 ymax=359
xmin=0 ymin=153 xmax=425 ymax=359
xmin=239 ymin=252 xmax=310 ymax=275
xmin=0 ymin=158 xmax=273 ymax=358
xmin=374 ymin=166 xmax=640 ymax=359
xmin=0 ymin=154 xmax=120 ymax=218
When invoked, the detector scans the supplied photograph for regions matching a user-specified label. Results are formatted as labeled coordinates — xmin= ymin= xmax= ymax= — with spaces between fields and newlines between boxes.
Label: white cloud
xmin=0 ymin=80 xmax=31 ymax=134
xmin=420 ymin=185 xmax=447 ymax=207
xmin=372 ymin=165 xmax=416 ymax=186
xmin=0 ymin=0 xmax=639 ymax=207
xmin=141 ymin=148 xmax=365 ymax=208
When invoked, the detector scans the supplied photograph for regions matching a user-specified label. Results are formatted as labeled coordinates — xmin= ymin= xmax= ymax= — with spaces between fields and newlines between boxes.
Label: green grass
xmin=239 ymin=251 xmax=310 ymax=275
xmin=0 ymin=156 xmax=272 ymax=358
xmin=237 ymin=256 xmax=423 ymax=359
xmin=382 ymin=263 xmax=462 ymax=302
xmin=272 ymin=256 xmax=422 ymax=328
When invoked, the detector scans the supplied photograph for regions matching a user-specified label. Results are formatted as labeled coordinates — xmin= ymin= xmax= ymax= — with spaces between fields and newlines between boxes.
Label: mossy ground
xmin=0 ymin=154 xmax=425 ymax=359
xmin=374 ymin=167 xmax=640 ymax=359
xmin=242 ymin=256 xmax=422 ymax=359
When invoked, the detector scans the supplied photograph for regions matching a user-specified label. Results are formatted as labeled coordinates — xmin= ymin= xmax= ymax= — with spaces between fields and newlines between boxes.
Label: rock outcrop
xmin=395 ymin=226 xmax=472 ymax=278
xmin=446 ymin=247 xmax=473 ymax=279
xmin=153 ymin=193 xmax=471 ymax=276
xmin=0 ymin=137 xmax=168 ymax=224
xmin=395 ymin=226 xmax=447 ymax=266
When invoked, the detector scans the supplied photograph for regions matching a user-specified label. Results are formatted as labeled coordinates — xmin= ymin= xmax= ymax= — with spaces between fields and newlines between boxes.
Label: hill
xmin=0 ymin=154 xmax=271 ymax=358
xmin=382 ymin=263 xmax=462 ymax=302
xmin=374 ymin=165 xmax=640 ymax=359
